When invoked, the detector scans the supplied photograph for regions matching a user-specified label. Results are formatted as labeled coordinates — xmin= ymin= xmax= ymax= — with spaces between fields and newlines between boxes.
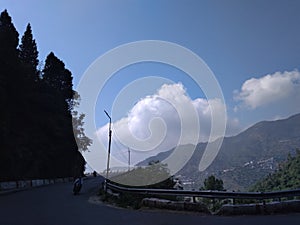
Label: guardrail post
xmin=104 ymin=179 xmax=107 ymax=193
xmin=262 ymin=200 xmax=267 ymax=214
xmin=192 ymin=196 xmax=196 ymax=203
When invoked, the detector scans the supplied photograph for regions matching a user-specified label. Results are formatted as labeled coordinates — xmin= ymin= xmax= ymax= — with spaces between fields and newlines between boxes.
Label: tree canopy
xmin=18 ymin=23 xmax=39 ymax=81
xmin=0 ymin=10 xmax=91 ymax=181
xmin=201 ymin=175 xmax=225 ymax=191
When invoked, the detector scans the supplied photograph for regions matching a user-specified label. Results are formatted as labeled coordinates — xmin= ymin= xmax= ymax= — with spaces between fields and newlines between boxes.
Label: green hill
xmin=251 ymin=150 xmax=300 ymax=192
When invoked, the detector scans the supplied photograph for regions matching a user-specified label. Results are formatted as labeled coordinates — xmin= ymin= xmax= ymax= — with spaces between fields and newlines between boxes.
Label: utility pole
xmin=104 ymin=110 xmax=112 ymax=192
xmin=128 ymin=147 xmax=131 ymax=172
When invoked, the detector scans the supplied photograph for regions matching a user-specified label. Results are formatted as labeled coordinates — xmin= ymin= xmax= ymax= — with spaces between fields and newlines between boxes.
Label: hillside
xmin=250 ymin=150 xmax=300 ymax=191
xmin=137 ymin=113 xmax=300 ymax=191
xmin=250 ymin=150 xmax=300 ymax=192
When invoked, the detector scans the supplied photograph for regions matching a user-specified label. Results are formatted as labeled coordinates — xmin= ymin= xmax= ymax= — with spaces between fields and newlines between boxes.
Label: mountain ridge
xmin=136 ymin=113 xmax=300 ymax=190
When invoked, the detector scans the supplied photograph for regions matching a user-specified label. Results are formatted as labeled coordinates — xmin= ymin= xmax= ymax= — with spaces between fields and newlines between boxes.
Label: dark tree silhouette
xmin=43 ymin=52 xmax=73 ymax=101
xmin=0 ymin=10 xmax=87 ymax=181
xmin=19 ymin=23 xmax=39 ymax=81
xmin=0 ymin=9 xmax=20 ymax=180
xmin=202 ymin=175 xmax=225 ymax=191
xmin=0 ymin=9 xmax=19 ymax=94
xmin=0 ymin=9 xmax=19 ymax=62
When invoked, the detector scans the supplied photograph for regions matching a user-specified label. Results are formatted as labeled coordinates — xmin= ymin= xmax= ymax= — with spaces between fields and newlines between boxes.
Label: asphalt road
xmin=1 ymin=177 xmax=299 ymax=225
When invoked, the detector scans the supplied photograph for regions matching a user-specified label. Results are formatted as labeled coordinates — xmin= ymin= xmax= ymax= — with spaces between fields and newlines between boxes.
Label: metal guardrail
xmin=106 ymin=181 xmax=300 ymax=200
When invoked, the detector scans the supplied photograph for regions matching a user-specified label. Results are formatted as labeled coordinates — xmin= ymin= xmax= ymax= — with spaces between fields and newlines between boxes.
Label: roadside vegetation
xmin=100 ymin=161 xmax=176 ymax=209
xmin=250 ymin=149 xmax=300 ymax=192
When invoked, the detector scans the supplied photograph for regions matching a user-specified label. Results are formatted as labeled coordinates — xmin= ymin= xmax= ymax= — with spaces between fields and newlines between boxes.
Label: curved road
xmin=1 ymin=177 xmax=299 ymax=225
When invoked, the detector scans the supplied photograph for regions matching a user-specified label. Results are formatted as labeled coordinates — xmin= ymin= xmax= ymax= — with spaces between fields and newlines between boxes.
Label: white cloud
xmin=96 ymin=83 xmax=240 ymax=165
xmin=234 ymin=70 xmax=300 ymax=109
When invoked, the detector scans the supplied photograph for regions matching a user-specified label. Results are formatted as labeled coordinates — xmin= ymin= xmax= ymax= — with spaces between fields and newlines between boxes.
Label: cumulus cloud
xmin=96 ymin=83 xmax=240 ymax=165
xmin=234 ymin=70 xmax=300 ymax=109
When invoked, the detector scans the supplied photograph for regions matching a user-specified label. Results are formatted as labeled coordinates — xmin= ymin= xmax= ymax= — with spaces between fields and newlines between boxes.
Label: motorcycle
xmin=73 ymin=178 xmax=82 ymax=195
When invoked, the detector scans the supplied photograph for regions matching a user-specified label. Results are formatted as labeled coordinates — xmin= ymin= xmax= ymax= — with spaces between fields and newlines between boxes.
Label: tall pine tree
xmin=42 ymin=52 xmax=85 ymax=178
xmin=0 ymin=9 xmax=19 ymax=64
xmin=19 ymin=23 xmax=39 ymax=81
xmin=0 ymin=9 xmax=19 ymax=89
xmin=0 ymin=10 xmax=20 ymax=180
xmin=43 ymin=52 xmax=74 ymax=102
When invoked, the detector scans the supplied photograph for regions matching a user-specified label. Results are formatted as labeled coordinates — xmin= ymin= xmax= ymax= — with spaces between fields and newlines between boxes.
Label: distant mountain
xmin=136 ymin=113 xmax=300 ymax=191
xmin=136 ymin=147 xmax=173 ymax=167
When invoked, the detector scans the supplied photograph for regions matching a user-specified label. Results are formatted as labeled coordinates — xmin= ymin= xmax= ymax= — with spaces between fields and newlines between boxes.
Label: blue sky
xmin=2 ymin=0 xmax=300 ymax=171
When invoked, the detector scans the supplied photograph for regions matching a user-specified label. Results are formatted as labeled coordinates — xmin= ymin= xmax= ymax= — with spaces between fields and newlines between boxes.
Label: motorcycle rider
xmin=73 ymin=177 xmax=83 ymax=195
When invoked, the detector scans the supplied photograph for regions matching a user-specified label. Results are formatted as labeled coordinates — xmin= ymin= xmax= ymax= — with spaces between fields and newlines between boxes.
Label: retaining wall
xmin=217 ymin=200 xmax=300 ymax=215
xmin=142 ymin=198 xmax=211 ymax=214
xmin=142 ymin=198 xmax=300 ymax=215
xmin=0 ymin=177 xmax=73 ymax=192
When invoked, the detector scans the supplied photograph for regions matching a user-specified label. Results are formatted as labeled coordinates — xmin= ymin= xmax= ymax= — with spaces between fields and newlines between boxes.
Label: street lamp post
xmin=128 ymin=147 xmax=131 ymax=172
xmin=104 ymin=110 xmax=112 ymax=192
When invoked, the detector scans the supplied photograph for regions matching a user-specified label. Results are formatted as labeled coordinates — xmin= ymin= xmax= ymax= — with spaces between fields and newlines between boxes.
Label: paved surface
xmin=1 ymin=177 xmax=300 ymax=225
